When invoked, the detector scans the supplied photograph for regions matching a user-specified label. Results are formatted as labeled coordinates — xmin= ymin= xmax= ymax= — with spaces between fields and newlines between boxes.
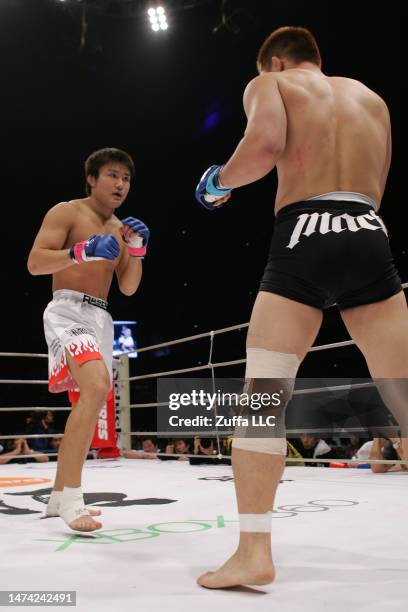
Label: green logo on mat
xmin=35 ymin=500 xmax=358 ymax=551
xmin=35 ymin=517 xmax=226 ymax=551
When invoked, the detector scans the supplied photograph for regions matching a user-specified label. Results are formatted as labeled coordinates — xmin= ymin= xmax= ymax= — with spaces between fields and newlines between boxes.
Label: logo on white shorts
xmin=287 ymin=210 xmax=388 ymax=249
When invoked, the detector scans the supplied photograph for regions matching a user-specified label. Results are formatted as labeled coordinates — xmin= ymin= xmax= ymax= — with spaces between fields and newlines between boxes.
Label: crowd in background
xmin=0 ymin=410 xmax=61 ymax=465
xmin=123 ymin=433 xmax=406 ymax=472
xmin=1 ymin=411 xmax=405 ymax=473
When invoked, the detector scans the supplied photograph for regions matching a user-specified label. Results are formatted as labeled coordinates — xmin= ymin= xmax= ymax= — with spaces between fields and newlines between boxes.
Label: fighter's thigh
xmin=65 ymin=351 xmax=111 ymax=398
xmin=247 ymin=292 xmax=323 ymax=361
xmin=340 ymin=292 xmax=408 ymax=375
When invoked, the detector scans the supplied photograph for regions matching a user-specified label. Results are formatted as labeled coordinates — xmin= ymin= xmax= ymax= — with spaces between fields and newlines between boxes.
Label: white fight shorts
xmin=43 ymin=290 xmax=113 ymax=394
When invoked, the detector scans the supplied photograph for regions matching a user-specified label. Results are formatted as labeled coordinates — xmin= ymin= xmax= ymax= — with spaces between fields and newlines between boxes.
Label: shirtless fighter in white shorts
xmin=28 ymin=147 xmax=149 ymax=532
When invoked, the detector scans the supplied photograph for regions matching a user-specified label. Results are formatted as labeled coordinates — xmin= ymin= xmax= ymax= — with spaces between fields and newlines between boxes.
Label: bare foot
xmin=68 ymin=514 xmax=102 ymax=532
xmin=197 ymin=552 xmax=275 ymax=589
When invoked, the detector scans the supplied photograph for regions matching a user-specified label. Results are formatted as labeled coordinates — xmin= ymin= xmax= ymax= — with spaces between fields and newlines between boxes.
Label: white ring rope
xmin=0 ymin=424 xmax=400 ymax=441
xmin=0 ymin=379 xmax=48 ymax=385
xmin=0 ymin=406 xmax=71 ymax=412
xmin=1 ymin=282 xmax=406 ymax=364
xmin=1 ymin=453 xmax=59 ymax=460
xmin=0 ymin=448 xmax=401 ymax=465
xmin=127 ymin=426 xmax=400 ymax=438
xmin=1 ymin=284 xmax=406 ymax=467
xmin=122 ymin=381 xmax=376 ymax=408
xmin=0 ymin=433 xmax=63 ymax=440
xmin=121 ymin=452 xmax=404 ymax=465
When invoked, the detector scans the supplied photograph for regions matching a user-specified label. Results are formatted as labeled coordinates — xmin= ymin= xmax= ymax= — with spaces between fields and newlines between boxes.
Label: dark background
xmin=0 ymin=0 xmax=405 ymax=432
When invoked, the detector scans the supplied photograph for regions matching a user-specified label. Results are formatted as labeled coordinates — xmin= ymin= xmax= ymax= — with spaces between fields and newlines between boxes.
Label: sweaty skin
xmin=274 ymin=69 xmax=390 ymax=211
xmin=27 ymin=162 xmax=142 ymax=531
xmin=52 ymin=199 xmax=127 ymax=299
xmin=219 ymin=65 xmax=391 ymax=212
xmin=28 ymin=162 xmax=141 ymax=299
xmin=197 ymin=62 xmax=400 ymax=591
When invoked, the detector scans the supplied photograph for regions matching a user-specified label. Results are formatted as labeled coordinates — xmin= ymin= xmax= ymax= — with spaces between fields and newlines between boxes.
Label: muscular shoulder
xmin=329 ymin=76 xmax=389 ymax=112
xmin=243 ymin=73 xmax=282 ymax=112
xmin=42 ymin=200 xmax=78 ymax=225
xmin=46 ymin=199 xmax=86 ymax=217
xmin=244 ymin=73 xmax=280 ymax=96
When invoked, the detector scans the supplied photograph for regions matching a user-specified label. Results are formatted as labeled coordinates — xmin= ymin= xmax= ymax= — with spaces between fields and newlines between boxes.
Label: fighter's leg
xmin=46 ymin=412 xmax=101 ymax=519
xmin=198 ymin=292 xmax=323 ymax=588
xmin=57 ymin=353 xmax=111 ymax=531
xmin=340 ymin=291 xmax=408 ymax=462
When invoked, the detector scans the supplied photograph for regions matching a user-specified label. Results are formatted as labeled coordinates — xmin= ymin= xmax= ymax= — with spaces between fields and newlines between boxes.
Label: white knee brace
xmin=232 ymin=348 xmax=299 ymax=456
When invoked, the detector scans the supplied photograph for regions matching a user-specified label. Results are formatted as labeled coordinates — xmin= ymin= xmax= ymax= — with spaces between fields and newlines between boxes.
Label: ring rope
xmin=121 ymin=381 xmax=375 ymax=399
xmin=1 ymin=449 xmax=402 ymax=465
xmin=0 ymin=423 xmax=401 ymax=441
xmin=0 ymin=376 xmax=376 ymax=409
xmin=127 ymin=426 xmax=401 ymax=437
xmin=0 ymin=379 xmax=48 ymax=385
xmin=124 ymin=451 xmax=404 ymax=465
xmin=2 ymin=452 xmax=59 ymax=459
xmin=0 ymin=406 xmax=70 ymax=412
xmin=0 ymin=433 xmax=64 ymax=440
xmin=1 ymin=283 xmax=406 ymax=362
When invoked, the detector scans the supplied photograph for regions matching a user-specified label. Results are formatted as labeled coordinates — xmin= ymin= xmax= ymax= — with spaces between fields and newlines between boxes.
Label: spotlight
xmin=147 ymin=6 xmax=168 ymax=32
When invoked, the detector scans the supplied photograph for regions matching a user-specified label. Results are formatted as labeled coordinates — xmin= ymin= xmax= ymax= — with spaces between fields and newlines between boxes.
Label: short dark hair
xmin=142 ymin=436 xmax=157 ymax=445
xmin=84 ymin=147 xmax=135 ymax=195
xmin=257 ymin=26 xmax=321 ymax=73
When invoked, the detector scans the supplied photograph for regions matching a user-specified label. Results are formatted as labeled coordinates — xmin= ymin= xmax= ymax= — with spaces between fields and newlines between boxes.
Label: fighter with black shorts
xmin=193 ymin=26 xmax=408 ymax=589
xmin=260 ymin=195 xmax=401 ymax=310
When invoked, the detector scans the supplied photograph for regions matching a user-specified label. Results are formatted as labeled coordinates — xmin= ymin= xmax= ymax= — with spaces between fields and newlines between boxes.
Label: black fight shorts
xmin=260 ymin=200 xmax=402 ymax=310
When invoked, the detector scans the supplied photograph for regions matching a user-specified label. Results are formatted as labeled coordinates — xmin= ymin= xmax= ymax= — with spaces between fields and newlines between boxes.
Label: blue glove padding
xmin=70 ymin=233 xmax=120 ymax=264
xmin=195 ymin=165 xmax=232 ymax=210
xmin=121 ymin=217 xmax=150 ymax=246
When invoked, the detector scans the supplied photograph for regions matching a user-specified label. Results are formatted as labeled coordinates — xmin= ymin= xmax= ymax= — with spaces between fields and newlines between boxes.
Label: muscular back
xmin=274 ymin=70 xmax=391 ymax=212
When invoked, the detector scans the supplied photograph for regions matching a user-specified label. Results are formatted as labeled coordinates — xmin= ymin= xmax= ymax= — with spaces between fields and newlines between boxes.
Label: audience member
xmin=164 ymin=438 xmax=191 ymax=460
xmin=123 ymin=437 xmax=160 ymax=459
xmin=290 ymin=434 xmax=338 ymax=466
xmin=0 ymin=437 xmax=49 ymax=464
xmin=369 ymin=437 xmax=406 ymax=473
xmin=25 ymin=410 xmax=55 ymax=453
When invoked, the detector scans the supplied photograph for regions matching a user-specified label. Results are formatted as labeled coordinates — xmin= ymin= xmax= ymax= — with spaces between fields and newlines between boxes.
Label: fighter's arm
xmin=28 ymin=202 xmax=121 ymax=275
xmin=115 ymin=247 xmax=143 ymax=296
xmin=27 ymin=203 xmax=75 ymax=275
xmin=369 ymin=438 xmax=389 ymax=473
xmin=115 ymin=216 xmax=149 ymax=296
xmin=219 ymin=74 xmax=287 ymax=188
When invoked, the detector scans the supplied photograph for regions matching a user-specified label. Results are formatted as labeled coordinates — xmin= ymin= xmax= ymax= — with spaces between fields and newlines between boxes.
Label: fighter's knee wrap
xmin=244 ymin=348 xmax=299 ymax=378
xmin=233 ymin=436 xmax=288 ymax=455
xmin=232 ymin=348 xmax=299 ymax=456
